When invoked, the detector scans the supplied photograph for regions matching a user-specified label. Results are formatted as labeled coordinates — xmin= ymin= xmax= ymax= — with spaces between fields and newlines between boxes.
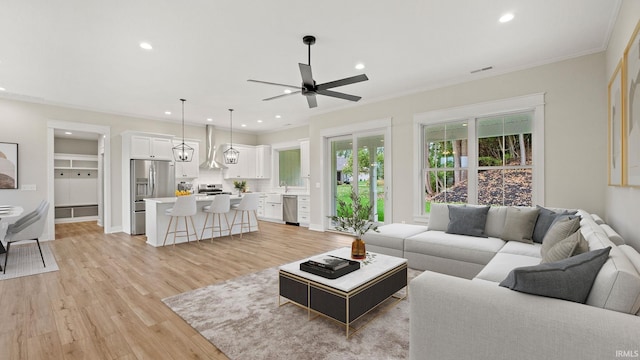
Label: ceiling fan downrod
xmin=303 ymin=35 xmax=316 ymax=66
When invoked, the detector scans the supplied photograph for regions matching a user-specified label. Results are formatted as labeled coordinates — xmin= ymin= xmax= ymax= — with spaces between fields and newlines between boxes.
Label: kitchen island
xmin=144 ymin=195 xmax=258 ymax=247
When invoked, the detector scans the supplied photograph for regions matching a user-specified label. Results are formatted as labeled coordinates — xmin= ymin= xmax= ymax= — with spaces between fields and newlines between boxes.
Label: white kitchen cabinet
xmin=297 ymin=195 xmax=310 ymax=226
xmin=300 ymin=139 xmax=310 ymax=178
xmin=264 ymin=202 xmax=283 ymax=221
xmin=223 ymin=144 xmax=256 ymax=179
xmin=262 ymin=193 xmax=283 ymax=221
xmin=257 ymin=195 xmax=266 ymax=218
xmin=255 ymin=145 xmax=271 ymax=179
xmin=173 ymin=140 xmax=199 ymax=179
xmin=131 ymin=136 xmax=174 ymax=160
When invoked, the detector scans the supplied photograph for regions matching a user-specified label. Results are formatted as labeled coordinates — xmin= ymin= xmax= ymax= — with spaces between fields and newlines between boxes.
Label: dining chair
xmin=3 ymin=201 xmax=49 ymax=274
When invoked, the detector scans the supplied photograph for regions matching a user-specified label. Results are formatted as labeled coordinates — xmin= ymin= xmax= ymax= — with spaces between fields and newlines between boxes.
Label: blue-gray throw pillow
xmin=446 ymin=205 xmax=490 ymax=238
xmin=532 ymin=206 xmax=578 ymax=244
xmin=499 ymin=247 xmax=611 ymax=303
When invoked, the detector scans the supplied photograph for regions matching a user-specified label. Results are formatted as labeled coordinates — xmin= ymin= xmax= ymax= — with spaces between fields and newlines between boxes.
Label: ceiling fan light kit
xmin=172 ymin=98 xmax=195 ymax=162
xmin=248 ymin=35 xmax=369 ymax=108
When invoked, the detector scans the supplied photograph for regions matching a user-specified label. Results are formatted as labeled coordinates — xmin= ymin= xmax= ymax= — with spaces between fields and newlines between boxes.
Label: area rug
xmin=163 ymin=267 xmax=421 ymax=360
xmin=0 ymin=242 xmax=59 ymax=280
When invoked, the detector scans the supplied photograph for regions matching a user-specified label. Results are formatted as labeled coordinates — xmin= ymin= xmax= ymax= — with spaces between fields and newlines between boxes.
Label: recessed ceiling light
xmin=65 ymin=131 xmax=73 ymax=135
xmin=284 ymin=89 xmax=292 ymax=94
xmin=165 ymin=111 xmax=171 ymax=115
xmin=355 ymin=63 xmax=365 ymax=70
xmin=241 ymin=124 xmax=247 ymax=127
xmin=140 ymin=42 xmax=153 ymax=50
xmin=275 ymin=115 xmax=281 ymax=119
xmin=0 ymin=87 xmax=5 ymax=91
xmin=257 ymin=119 xmax=263 ymax=123
xmin=499 ymin=13 xmax=514 ymax=23
xmin=207 ymin=118 xmax=213 ymax=122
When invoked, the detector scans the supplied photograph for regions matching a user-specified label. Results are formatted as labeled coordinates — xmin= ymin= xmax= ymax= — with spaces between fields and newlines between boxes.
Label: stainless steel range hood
xmin=200 ymin=125 xmax=227 ymax=170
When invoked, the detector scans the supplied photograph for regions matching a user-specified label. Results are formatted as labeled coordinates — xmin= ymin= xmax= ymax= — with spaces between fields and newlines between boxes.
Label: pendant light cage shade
xmin=173 ymin=142 xmax=194 ymax=162
xmin=173 ymin=98 xmax=194 ymax=162
xmin=223 ymin=146 xmax=239 ymax=164
xmin=223 ymin=108 xmax=239 ymax=164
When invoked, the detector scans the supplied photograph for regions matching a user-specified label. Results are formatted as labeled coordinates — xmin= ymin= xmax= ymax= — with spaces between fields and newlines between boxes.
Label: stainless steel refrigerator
xmin=131 ymin=159 xmax=175 ymax=235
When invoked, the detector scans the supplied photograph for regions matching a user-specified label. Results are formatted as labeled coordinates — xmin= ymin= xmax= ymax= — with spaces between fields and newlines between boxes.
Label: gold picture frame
xmin=623 ymin=19 xmax=640 ymax=187
xmin=609 ymin=60 xmax=623 ymax=186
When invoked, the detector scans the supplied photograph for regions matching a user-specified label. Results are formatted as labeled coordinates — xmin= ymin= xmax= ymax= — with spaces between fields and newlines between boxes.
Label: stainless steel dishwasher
xmin=282 ymin=195 xmax=299 ymax=225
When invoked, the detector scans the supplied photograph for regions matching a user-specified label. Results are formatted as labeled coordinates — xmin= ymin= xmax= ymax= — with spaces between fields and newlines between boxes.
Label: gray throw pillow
xmin=540 ymin=217 xmax=581 ymax=258
xmin=446 ymin=205 xmax=490 ymax=238
xmin=541 ymin=230 xmax=589 ymax=263
xmin=499 ymin=247 xmax=612 ymax=303
xmin=500 ymin=207 xmax=540 ymax=243
xmin=532 ymin=206 xmax=578 ymax=244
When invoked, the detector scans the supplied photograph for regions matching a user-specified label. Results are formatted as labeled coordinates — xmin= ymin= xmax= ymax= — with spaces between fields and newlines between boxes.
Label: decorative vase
xmin=351 ymin=237 xmax=366 ymax=260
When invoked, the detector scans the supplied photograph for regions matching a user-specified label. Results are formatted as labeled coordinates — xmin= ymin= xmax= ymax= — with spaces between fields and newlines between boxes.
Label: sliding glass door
xmin=328 ymin=130 xmax=387 ymax=228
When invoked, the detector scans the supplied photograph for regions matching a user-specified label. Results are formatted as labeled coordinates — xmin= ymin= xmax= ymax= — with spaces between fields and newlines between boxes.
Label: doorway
xmin=46 ymin=120 xmax=111 ymax=240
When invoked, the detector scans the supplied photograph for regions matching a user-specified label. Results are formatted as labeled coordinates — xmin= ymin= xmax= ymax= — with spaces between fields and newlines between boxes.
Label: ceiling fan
xmin=248 ymin=35 xmax=369 ymax=108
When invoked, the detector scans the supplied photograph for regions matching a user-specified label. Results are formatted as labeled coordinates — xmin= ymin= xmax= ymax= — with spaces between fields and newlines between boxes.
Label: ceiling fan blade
xmin=316 ymin=74 xmax=369 ymax=91
xmin=306 ymin=95 xmax=318 ymax=108
xmin=316 ymin=89 xmax=362 ymax=102
xmin=299 ymin=63 xmax=314 ymax=87
xmin=262 ymin=91 xmax=301 ymax=101
xmin=247 ymin=79 xmax=300 ymax=89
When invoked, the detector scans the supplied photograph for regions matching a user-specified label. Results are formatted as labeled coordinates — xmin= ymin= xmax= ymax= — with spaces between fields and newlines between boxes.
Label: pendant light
xmin=223 ymin=109 xmax=240 ymax=164
xmin=172 ymin=98 xmax=194 ymax=162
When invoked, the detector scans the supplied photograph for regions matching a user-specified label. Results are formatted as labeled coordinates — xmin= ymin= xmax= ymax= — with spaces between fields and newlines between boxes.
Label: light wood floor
xmin=0 ymin=221 xmax=353 ymax=359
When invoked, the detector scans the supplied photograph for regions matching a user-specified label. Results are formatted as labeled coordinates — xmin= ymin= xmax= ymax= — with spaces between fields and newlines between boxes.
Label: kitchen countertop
xmin=144 ymin=195 xmax=243 ymax=204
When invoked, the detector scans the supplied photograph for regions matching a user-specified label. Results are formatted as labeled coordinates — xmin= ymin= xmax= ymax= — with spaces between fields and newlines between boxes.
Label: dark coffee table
xmin=278 ymin=247 xmax=408 ymax=337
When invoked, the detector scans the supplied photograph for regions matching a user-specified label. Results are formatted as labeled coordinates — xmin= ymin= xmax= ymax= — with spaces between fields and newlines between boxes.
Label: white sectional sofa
xmin=363 ymin=204 xmax=640 ymax=360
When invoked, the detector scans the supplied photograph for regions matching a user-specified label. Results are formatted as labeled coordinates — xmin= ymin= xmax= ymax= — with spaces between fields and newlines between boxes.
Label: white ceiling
xmin=0 ymin=0 xmax=620 ymax=133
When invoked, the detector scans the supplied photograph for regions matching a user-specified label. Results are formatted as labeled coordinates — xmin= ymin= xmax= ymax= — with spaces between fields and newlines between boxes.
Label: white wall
xmin=605 ymin=0 xmax=640 ymax=250
xmin=307 ymin=52 xmax=607 ymax=232
xmin=54 ymin=138 xmax=99 ymax=155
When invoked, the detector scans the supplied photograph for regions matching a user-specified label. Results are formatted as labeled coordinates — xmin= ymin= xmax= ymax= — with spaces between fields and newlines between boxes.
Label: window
xmin=413 ymin=94 xmax=544 ymax=221
xmin=278 ymin=149 xmax=303 ymax=187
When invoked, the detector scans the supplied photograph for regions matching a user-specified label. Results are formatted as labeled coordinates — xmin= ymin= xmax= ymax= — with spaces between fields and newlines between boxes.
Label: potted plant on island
xmin=233 ymin=180 xmax=246 ymax=196
xmin=328 ymin=186 xmax=379 ymax=259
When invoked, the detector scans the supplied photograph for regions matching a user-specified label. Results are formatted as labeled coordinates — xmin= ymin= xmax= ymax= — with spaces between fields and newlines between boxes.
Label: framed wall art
xmin=609 ymin=60 xmax=623 ymax=186
xmin=624 ymin=20 xmax=640 ymax=187
xmin=0 ymin=142 xmax=18 ymax=189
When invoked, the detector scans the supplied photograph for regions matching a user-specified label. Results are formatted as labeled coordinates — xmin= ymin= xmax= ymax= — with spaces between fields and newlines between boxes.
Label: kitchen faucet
xmin=280 ymin=181 xmax=288 ymax=193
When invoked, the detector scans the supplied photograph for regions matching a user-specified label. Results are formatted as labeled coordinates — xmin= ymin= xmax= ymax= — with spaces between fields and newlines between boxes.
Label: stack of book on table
xmin=300 ymin=254 xmax=360 ymax=279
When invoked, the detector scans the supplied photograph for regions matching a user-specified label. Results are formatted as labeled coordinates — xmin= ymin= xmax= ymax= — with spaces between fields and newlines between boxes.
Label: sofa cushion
xmin=363 ymin=223 xmax=428 ymax=249
xmin=600 ymin=224 xmax=625 ymax=246
xmin=591 ymin=213 xmax=605 ymax=225
xmin=500 ymin=207 xmax=539 ymax=243
xmin=475 ymin=252 xmax=541 ymax=283
xmin=484 ymin=206 xmax=508 ymax=238
xmin=498 ymin=241 xmax=542 ymax=258
xmin=447 ymin=205 xmax=490 ymax=238
xmin=541 ymin=231 xmax=588 ymax=263
xmin=583 ymin=230 xmax=640 ymax=314
xmin=427 ymin=203 xmax=455 ymax=231
xmin=405 ymin=231 xmax=505 ymax=266
xmin=532 ymin=206 xmax=578 ymax=243
xmin=499 ymin=247 xmax=611 ymax=303
xmin=540 ymin=217 xmax=581 ymax=258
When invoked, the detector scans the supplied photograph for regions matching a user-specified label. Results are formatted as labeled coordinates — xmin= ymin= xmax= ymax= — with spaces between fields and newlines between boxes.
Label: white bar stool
xmin=201 ymin=194 xmax=232 ymax=242
xmin=162 ymin=195 xmax=199 ymax=246
xmin=230 ymin=193 xmax=260 ymax=238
